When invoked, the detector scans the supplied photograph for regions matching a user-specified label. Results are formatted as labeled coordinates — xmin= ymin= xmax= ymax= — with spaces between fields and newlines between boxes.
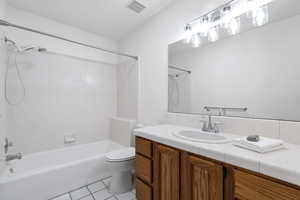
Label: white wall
xmin=120 ymin=0 xmax=229 ymax=124
xmin=169 ymin=14 xmax=300 ymax=121
xmin=116 ymin=58 xmax=138 ymax=119
xmin=5 ymin=6 xmax=119 ymax=65
xmin=0 ymin=0 xmax=7 ymax=170
xmin=4 ymin=7 xmax=119 ymax=154
xmin=120 ymin=0 xmax=300 ymax=144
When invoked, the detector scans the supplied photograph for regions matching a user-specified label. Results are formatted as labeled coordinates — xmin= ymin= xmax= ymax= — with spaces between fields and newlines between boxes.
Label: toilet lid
xmin=106 ymin=147 xmax=135 ymax=162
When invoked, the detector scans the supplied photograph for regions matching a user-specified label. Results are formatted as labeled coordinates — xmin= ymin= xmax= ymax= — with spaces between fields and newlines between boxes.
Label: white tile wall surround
xmin=166 ymin=113 xmax=300 ymax=145
xmin=213 ymin=116 xmax=280 ymax=139
xmin=0 ymin=0 xmax=7 ymax=172
xmin=279 ymin=121 xmax=300 ymax=145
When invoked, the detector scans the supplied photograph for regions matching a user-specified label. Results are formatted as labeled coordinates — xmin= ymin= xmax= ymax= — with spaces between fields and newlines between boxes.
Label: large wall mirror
xmin=168 ymin=0 xmax=300 ymax=121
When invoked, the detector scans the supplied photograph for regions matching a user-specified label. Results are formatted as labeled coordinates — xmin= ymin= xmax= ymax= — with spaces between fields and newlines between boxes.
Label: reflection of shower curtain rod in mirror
xmin=168 ymin=65 xmax=191 ymax=74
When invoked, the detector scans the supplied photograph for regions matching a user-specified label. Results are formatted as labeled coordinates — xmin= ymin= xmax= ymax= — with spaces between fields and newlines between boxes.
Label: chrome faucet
xmin=201 ymin=115 xmax=220 ymax=133
xmin=4 ymin=138 xmax=13 ymax=154
xmin=4 ymin=138 xmax=22 ymax=162
xmin=5 ymin=153 xmax=22 ymax=162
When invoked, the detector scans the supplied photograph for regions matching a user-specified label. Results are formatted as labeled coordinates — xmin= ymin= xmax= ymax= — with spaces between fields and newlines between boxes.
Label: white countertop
xmin=134 ymin=124 xmax=300 ymax=187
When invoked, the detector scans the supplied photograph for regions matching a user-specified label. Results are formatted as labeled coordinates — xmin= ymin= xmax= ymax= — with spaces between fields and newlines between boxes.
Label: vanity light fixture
xmin=183 ymin=24 xmax=193 ymax=44
xmin=192 ymin=33 xmax=201 ymax=48
xmin=183 ymin=0 xmax=274 ymax=47
xmin=208 ymin=26 xmax=219 ymax=42
xmin=251 ymin=5 xmax=269 ymax=26
xmin=228 ymin=17 xmax=241 ymax=35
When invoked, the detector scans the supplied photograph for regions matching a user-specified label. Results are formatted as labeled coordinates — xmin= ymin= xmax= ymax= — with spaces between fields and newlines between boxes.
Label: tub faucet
xmin=4 ymin=138 xmax=13 ymax=154
xmin=5 ymin=153 xmax=22 ymax=162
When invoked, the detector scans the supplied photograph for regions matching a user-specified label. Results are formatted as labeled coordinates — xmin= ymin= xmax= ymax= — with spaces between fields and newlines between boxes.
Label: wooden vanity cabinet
xmin=181 ymin=152 xmax=223 ymax=200
xmin=233 ymin=169 xmax=300 ymax=200
xmin=135 ymin=137 xmax=153 ymax=200
xmin=135 ymin=137 xmax=300 ymax=200
xmin=153 ymin=143 xmax=180 ymax=200
xmin=135 ymin=137 xmax=223 ymax=200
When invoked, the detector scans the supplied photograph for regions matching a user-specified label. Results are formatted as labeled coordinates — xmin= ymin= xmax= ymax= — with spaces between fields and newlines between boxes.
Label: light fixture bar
xmin=183 ymin=0 xmax=274 ymax=47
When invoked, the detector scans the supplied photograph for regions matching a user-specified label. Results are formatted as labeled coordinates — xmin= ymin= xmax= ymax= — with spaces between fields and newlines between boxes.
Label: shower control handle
xmin=4 ymin=138 xmax=13 ymax=154
xmin=5 ymin=153 xmax=22 ymax=162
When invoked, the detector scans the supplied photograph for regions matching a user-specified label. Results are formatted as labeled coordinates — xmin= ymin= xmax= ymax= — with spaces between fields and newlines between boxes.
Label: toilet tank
xmin=110 ymin=117 xmax=137 ymax=147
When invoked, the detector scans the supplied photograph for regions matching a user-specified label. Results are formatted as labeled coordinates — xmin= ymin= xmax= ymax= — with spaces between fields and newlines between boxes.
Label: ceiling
xmin=7 ymin=0 xmax=175 ymax=41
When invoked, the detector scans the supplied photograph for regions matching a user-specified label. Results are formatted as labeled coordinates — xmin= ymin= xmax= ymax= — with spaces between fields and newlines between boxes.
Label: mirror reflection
xmin=168 ymin=0 xmax=300 ymax=121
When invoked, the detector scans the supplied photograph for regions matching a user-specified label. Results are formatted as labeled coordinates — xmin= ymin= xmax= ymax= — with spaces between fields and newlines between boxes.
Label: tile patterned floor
xmin=49 ymin=177 xmax=136 ymax=200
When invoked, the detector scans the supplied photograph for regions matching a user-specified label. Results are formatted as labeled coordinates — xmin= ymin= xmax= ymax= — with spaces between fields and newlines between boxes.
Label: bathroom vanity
xmin=134 ymin=125 xmax=300 ymax=200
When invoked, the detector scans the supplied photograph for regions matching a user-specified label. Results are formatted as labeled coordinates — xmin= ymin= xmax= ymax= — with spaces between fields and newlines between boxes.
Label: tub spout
xmin=5 ymin=153 xmax=22 ymax=162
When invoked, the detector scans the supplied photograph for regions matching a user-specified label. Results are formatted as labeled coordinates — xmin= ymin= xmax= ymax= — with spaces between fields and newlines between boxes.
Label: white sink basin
xmin=173 ymin=130 xmax=230 ymax=144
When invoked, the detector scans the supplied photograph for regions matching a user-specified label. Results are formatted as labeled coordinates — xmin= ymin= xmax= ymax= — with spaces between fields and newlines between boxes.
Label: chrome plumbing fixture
xmin=5 ymin=153 xmax=22 ymax=162
xmin=4 ymin=138 xmax=13 ymax=154
xmin=201 ymin=115 xmax=220 ymax=133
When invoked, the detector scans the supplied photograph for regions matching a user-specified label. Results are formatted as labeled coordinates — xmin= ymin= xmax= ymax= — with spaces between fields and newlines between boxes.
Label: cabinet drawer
xmin=234 ymin=169 xmax=300 ymax=200
xmin=136 ymin=154 xmax=152 ymax=183
xmin=136 ymin=137 xmax=152 ymax=158
xmin=136 ymin=178 xmax=152 ymax=200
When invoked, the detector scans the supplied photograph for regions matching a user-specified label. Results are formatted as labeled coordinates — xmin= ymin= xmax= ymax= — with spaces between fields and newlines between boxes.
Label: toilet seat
xmin=106 ymin=147 xmax=135 ymax=162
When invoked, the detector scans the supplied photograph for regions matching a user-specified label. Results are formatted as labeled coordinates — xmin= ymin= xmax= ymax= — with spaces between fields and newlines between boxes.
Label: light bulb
xmin=183 ymin=25 xmax=192 ymax=44
xmin=192 ymin=34 xmax=201 ymax=48
xmin=222 ymin=6 xmax=231 ymax=29
xmin=208 ymin=27 xmax=219 ymax=42
xmin=228 ymin=17 xmax=241 ymax=35
xmin=252 ymin=5 xmax=269 ymax=26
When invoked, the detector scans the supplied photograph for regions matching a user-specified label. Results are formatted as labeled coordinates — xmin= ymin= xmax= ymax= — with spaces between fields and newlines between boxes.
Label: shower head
xmin=20 ymin=46 xmax=36 ymax=52
xmin=19 ymin=45 xmax=42 ymax=52
xmin=4 ymin=37 xmax=47 ymax=53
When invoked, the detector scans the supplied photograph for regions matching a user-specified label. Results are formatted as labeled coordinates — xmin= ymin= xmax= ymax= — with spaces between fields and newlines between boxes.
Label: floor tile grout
xmin=49 ymin=176 xmax=134 ymax=200
xmin=86 ymin=186 xmax=96 ymax=200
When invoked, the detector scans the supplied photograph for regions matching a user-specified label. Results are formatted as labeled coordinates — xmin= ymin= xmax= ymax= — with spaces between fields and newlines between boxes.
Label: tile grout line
xmin=50 ymin=176 xmax=136 ymax=200
xmin=69 ymin=192 xmax=73 ymax=200
xmin=113 ymin=194 xmax=119 ymax=200
xmin=86 ymin=186 xmax=96 ymax=200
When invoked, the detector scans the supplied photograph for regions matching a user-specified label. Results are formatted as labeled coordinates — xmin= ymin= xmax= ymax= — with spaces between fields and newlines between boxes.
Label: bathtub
xmin=0 ymin=140 xmax=124 ymax=200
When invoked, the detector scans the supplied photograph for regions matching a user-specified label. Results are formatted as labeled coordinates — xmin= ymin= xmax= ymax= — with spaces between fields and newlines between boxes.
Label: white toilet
xmin=105 ymin=117 xmax=136 ymax=194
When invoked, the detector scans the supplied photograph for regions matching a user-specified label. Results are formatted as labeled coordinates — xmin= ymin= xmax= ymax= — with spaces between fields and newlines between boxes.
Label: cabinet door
xmin=234 ymin=169 xmax=300 ymax=200
xmin=181 ymin=152 xmax=223 ymax=200
xmin=153 ymin=144 xmax=180 ymax=200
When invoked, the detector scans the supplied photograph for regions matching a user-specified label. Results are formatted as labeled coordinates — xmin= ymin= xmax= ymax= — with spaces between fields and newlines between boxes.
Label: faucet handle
xmin=212 ymin=122 xmax=223 ymax=133
xmin=199 ymin=119 xmax=208 ymax=131
xmin=5 ymin=138 xmax=13 ymax=146
xmin=4 ymin=138 xmax=13 ymax=154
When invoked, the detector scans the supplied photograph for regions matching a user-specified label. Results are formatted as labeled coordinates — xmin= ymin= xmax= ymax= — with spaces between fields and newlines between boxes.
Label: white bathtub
xmin=0 ymin=140 xmax=124 ymax=200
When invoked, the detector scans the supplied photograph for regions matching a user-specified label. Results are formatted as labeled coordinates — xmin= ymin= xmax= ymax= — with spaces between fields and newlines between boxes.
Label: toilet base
xmin=108 ymin=171 xmax=133 ymax=194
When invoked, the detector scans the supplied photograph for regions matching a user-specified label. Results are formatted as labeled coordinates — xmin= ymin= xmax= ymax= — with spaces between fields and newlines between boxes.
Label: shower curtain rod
xmin=0 ymin=19 xmax=138 ymax=60
xmin=168 ymin=65 xmax=191 ymax=74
